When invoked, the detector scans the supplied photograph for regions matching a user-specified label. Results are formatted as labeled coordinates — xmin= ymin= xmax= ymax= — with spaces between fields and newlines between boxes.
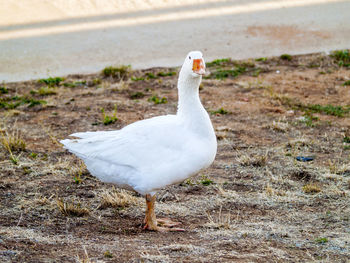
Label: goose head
xmin=180 ymin=51 xmax=206 ymax=78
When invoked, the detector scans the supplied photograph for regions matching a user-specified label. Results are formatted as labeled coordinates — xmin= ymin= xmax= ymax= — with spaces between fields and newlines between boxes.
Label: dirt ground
xmin=0 ymin=52 xmax=350 ymax=262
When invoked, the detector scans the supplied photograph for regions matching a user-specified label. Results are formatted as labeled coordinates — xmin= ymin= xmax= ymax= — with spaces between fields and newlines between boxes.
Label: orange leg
xmin=143 ymin=194 xmax=184 ymax=232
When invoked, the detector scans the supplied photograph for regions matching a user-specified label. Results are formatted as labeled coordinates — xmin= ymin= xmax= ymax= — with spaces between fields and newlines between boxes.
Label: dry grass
xmin=100 ymin=188 xmax=140 ymax=209
xmin=269 ymin=119 xmax=289 ymax=133
xmin=236 ymin=151 xmax=268 ymax=167
xmin=205 ymin=206 xmax=232 ymax=230
xmin=1 ymin=52 xmax=349 ymax=262
xmin=0 ymin=129 xmax=26 ymax=153
xmin=56 ymin=199 xmax=89 ymax=217
xmin=76 ymin=247 xmax=93 ymax=263
xmin=302 ymin=183 xmax=322 ymax=194
xmin=328 ymin=160 xmax=350 ymax=175
xmin=69 ymin=160 xmax=88 ymax=184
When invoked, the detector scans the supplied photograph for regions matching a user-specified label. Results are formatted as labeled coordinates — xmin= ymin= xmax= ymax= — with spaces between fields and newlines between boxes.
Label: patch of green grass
xmin=255 ymin=57 xmax=267 ymax=62
xmin=208 ymin=66 xmax=246 ymax=79
xmin=0 ymin=96 xmax=46 ymax=109
xmin=29 ymin=152 xmax=38 ymax=158
xmin=63 ymin=81 xmax=87 ymax=88
xmin=31 ymin=87 xmax=57 ymax=96
xmin=200 ymin=175 xmax=213 ymax=186
xmin=24 ymin=97 xmax=47 ymax=107
xmin=102 ymin=65 xmax=130 ymax=79
xmin=63 ymin=83 xmax=76 ymax=88
xmin=101 ymin=105 xmax=118 ymax=125
xmin=0 ymin=86 xmax=8 ymax=94
xmin=206 ymin=58 xmax=231 ymax=67
xmin=280 ymin=54 xmax=292 ymax=61
xmin=157 ymin=71 xmax=176 ymax=77
xmin=75 ymin=81 xmax=86 ymax=85
xmin=73 ymin=174 xmax=82 ymax=184
xmin=22 ymin=166 xmax=31 ymax=175
xmin=307 ymin=104 xmax=349 ymax=117
xmin=344 ymin=145 xmax=350 ymax=151
xmin=145 ymin=73 xmax=156 ymax=79
xmin=201 ymin=179 xmax=214 ymax=186
xmin=130 ymin=92 xmax=145 ymax=99
xmin=148 ymin=95 xmax=167 ymax=104
xmin=210 ymin=107 xmax=229 ymax=115
xmin=0 ymin=100 xmax=21 ymax=109
xmin=331 ymin=50 xmax=350 ymax=67
xmin=343 ymin=80 xmax=350 ymax=86
xmin=38 ymin=77 xmax=64 ymax=86
xmin=131 ymin=76 xmax=145 ymax=81
xmin=315 ymin=237 xmax=328 ymax=244
xmin=104 ymin=251 xmax=113 ymax=258
xmin=271 ymin=92 xmax=349 ymax=117
xmin=301 ymin=113 xmax=319 ymax=127
xmin=10 ymin=156 xmax=19 ymax=165
xmin=92 ymin=78 xmax=101 ymax=85
xmin=344 ymin=136 xmax=350 ymax=143
xmin=252 ymin=69 xmax=261 ymax=77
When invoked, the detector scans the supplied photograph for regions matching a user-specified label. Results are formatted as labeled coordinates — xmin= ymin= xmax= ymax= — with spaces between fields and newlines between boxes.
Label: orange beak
xmin=192 ymin=59 xmax=206 ymax=75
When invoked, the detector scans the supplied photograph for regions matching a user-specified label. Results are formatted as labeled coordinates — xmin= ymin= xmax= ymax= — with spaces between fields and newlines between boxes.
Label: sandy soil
xmin=0 ymin=52 xmax=350 ymax=262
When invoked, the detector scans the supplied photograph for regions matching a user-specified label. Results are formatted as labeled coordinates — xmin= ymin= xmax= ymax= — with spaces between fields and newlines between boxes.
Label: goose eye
xmin=189 ymin=56 xmax=191 ymax=60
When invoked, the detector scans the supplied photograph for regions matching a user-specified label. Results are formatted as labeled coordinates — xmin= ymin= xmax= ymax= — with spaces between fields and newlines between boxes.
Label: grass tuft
xmin=328 ymin=160 xmax=350 ymax=175
xmin=206 ymin=206 xmax=231 ymax=229
xmin=210 ymin=107 xmax=229 ymax=115
xmin=0 ymin=96 xmax=46 ymax=109
xmin=206 ymin=58 xmax=231 ymax=67
xmin=200 ymin=175 xmax=214 ymax=186
xmin=157 ymin=71 xmax=176 ymax=77
xmin=104 ymin=251 xmax=113 ymax=258
xmin=31 ymin=87 xmax=57 ymax=96
xmin=102 ymin=65 xmax=130 ymax=80
xmin=101 ymin=105 xmax=118 ymax=125
xmin=270 ymin=120 xmax=289 ymax=132
xmin=100 ymin=188 xmax=139 ymax=209
xmin=130 ymin=92 xmax=145 ymax=99
xmin=307 ymin=104 xmax=349 ymax=117
xmin=331 ymin=50 xmax=350 ymax=67
xmin=268 ymin=89 xmax=349 ymax=117
xmin=315 ymin=237 xmax=328 ymax=244
xmin=237 ymin=152 xmax=267 ymax=167
xmin=280 ymin=54 xmax=292 ymax=61
xmin=0 ymin=129 xmax=26 ymax=153
xmin=300 ymin=113 xmax=319 ymax=127
xmin=38 ymin=77 xmax=64 ymax=86
xmin=302 ymin=183 xmax=321 ymax=194
xmin=0 ymin=86 xmax=8 ymax=94
xmin=131 ymin=76 xmax=145 ymax=81
xmin=148 ymin=95 xmax=167 ymax=104
xmin=56 ymin=199 xmax=89 ymax=217
xmin=255 ymin=57 xmax=267 ymax=62
xmin=145 ymin=72 xmax=156 ymax=79
xmin=208 ymin=67 xmax=246 ymax=79
xmin=343 ymin=80 xmax=350 ymax=86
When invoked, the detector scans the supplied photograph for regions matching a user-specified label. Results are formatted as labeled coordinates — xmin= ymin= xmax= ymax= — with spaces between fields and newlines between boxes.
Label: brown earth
xmin=0 ymin=52 xmax=350 ymax=262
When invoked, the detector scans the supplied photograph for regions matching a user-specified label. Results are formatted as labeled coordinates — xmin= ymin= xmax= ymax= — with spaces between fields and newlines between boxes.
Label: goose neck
xmin=176 ymin=74 xmax=202 ymax=115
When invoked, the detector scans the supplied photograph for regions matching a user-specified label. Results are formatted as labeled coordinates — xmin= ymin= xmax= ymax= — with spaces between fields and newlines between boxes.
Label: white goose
xmin=61 ymin=51 xmax=217 ymax=231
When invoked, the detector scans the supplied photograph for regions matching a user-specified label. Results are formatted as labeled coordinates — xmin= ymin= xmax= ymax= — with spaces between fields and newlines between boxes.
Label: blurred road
xmin=0 ymin=0 xmax=349 ymax=82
